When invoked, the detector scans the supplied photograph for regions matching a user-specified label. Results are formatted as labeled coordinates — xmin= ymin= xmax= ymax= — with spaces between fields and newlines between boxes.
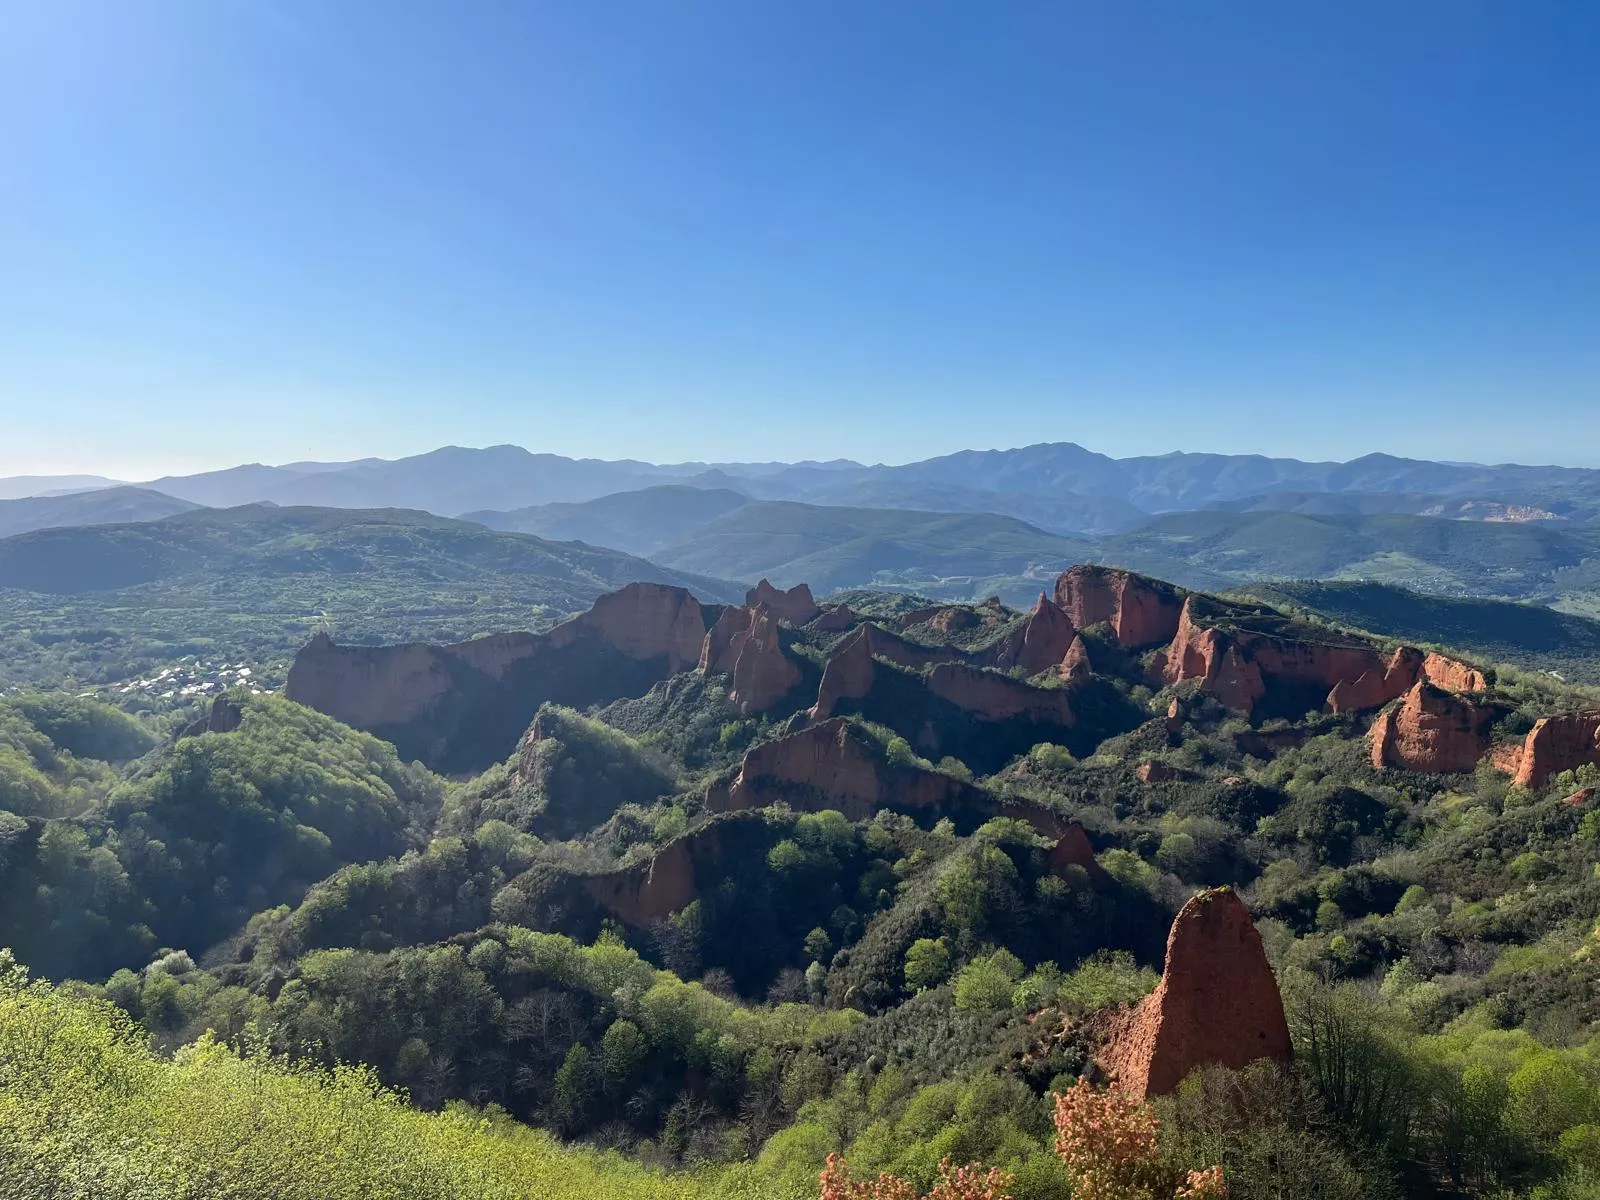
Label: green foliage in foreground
xmin=0 ymin=954 xmax=784 ymax=1200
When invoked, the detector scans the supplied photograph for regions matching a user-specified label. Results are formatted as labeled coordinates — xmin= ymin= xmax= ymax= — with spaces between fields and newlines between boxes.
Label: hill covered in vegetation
xmin=6 ymin=567 xmax=1600 ymax=1199
xmin=0 ymin=505 xmax=741 ymax=690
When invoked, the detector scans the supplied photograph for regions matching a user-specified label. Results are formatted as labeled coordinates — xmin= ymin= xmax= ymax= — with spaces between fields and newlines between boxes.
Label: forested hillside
xmin=6 ymin=567 xmax=1600 ymax=1199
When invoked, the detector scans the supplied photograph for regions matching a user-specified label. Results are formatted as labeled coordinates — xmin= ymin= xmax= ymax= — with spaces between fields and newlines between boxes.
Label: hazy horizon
xmin=12 ymin=437 xmax=1600 ymax=488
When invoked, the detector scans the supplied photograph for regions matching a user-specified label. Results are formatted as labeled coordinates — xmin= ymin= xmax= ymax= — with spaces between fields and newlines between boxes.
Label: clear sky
xmin=4 ymin=1 xmax=1599 ymax=478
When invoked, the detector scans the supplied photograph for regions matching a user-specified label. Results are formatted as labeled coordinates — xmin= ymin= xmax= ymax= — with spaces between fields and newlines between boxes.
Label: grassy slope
xmin=0 ymin=962 xmax=759 ymax=1200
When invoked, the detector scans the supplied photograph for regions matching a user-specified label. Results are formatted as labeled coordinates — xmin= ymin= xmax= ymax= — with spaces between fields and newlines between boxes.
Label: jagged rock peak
xmin=1095 ymin=887 xmax=1290 ymax=1099
xmin=1369 ymin=679 xmax=1500 ymax=773
xmin=746 ymin=579 xmax=819 ymax=625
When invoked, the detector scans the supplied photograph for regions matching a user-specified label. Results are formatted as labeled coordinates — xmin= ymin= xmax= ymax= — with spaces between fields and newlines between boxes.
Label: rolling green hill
xmin=647 ymin=500 xmax=1095 ymax=599
xmin=1093 ymin=509 xmax=1600 ymax=601
xmin=465 ymin=485 xmax=754 ymax=555
xmin=0 ymin=486 xmax=200 ymax=540
xmin=0 ymin=506 xmax=742 ymax=690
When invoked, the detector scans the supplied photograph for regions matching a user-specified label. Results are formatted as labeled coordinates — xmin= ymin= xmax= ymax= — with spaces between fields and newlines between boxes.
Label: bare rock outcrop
xmin=1054 ymin=565 xmax=1185 ymax=649
xmin=1158 ymin=597 xmax=1386 ymax=715
xmin=286 ymin=581 xmax=718 ymax=771
xmin=811 ymin=623 xmax=881 ymax=719
xmin=1137 ymin=761 xmax=1196 ymax=784
xmin=1327 ymin=647 xmax=1487 ymax=714
xmin=1370 ymin=681 xmax=1500 ymax=773
xmin=548 ymin=581 xmax=707 ymax=673
xmin=1094 ymin=887 xmax=1291 ymax=1100
xmin=706 ymin=718 xmax=974 ymax=821
xmin=728 ymin=605 xmax=802 ymax=713
xmin=746 ymin=579 xmax=820 ymax=625
xmin=1423 ymin=652 xmax=1489 ymax=694
xmin=1061 ymin=634 xmax=1094 ymax=680
xmin=811 ymin=623 xmax=968 ymax=722
xmin=1326 ymin=646 xmax=1426 ymax=714
xmin=926 ymin=663 xmax=1076 ymax=726
xmin=1511 ymin=712 xmax=1600 ymax=790
xmin=698 ymin=604 xmax=753 ymax=674
xmin=806 ymin=604 xmax=861 ymax=633
xmin=286 ymin=631 xmax=543 ymax=730
xmin=1046 ymin=822 xmax=1110 ymax=883
xmin=991 ymin=593 xmax=1077 ymax=675
xmin=177 ymin=695 xmax=244 ymax=740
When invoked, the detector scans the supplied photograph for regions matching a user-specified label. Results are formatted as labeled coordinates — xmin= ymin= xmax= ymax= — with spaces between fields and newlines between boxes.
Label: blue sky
xmin=3 ymin=1 xmax=1599 ymax=477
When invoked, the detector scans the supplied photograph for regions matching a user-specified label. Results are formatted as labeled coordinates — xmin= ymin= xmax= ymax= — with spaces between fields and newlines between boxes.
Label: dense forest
xmin=4 ymin=566 xmax=1599 ymax=1200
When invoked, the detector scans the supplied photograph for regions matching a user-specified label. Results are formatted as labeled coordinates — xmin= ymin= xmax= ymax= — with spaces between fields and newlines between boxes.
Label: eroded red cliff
xmin=747 ymin=579 xmax=820 ymax=625
xmin=706 ymin=718 xmax=974 ymax=820
xmin=1370 ymin=680 xmax=1500 ymax=773
xmin=1094 ymin=887 xmax=1290 ymax=1099
xmin=1511 ymin=712 xmax=1600 ymax=790
xmin=991 ymin=593 xmax=1078 ymax=676
xmin=1054 ymin=565 xmax=1185 ymax=649
xmin=727 ymin=605 xmax=802 ymax=713
xmin=926 ymin=662 xmax=1076 ymax=726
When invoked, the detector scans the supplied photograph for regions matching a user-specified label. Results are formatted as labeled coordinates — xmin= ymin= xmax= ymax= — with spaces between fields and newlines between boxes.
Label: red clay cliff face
xmin=1370 ymin=681 xmax=1500 ymax=773
xmin=1327 ymin=647 xmax=1488 ymax=715
xmin=1423 ymin=652 xmax=1489 ymax=694
xmin=1053 ymin=565 xmax=1185 ymax=649
xmin=1511 ymin=712 xmax=1600 ymax=790
xmin=286 ymin=630 xmax=546 ymax=729
xmin=699 ymin=604 xmax=753 ymax=674
xmin=811 ymin=623 xmax=880 ymax=719
xmin=926 ymin=663 xmax=1076 ymax=726
xmin=706 ymin=718 xmax=974 ymax=821
xmin=1061 ymin=634 xmax=1093 ymax=680
xmin=1095 ymin=887 xmax=1291 ymax=1100
xmin=747 ymin=579 xmax=820 ymax=625
xmin=547 ymin=582 xmax=707 ymax=673
xmin=727 ymin=605 xmax=802 ymax=714
xmin=806 ymin=604 xmax=860 ymax=633
xmin=1158 ymin=597 xmax=1387 ymax=716
xmin=991 ymin=594 xmax=1078 ymax=676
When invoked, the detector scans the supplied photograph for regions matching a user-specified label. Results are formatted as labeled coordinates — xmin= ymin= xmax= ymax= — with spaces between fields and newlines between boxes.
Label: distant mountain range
xmin=8 ymin=441 xmax=1600 ymax=536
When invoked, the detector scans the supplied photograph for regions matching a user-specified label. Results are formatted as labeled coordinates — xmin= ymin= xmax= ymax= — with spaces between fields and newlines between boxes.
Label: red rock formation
xmin=992 ymin=594 xmax=1077 ymax=675
xmin=1046 ymin=823 xmax=1110 ymax=883
xmin=548 ymin=582 xmax=707 ymax=673
xmin=898 ymin=604 xmax=985 ymax=633
xmin=811 ymin=623 xmax=880 ymax=719
xmin=286 ymin=631 xmax=546 ymax=729
xmin=1163 ymin=696 xmax=1184 ymax=734
xmin=727 ymin=605 xmax=802 ymax=713
xmin=1137 ymin=761 xmax=1196 ymax=784
xmin=746 ymin=579 xmax=819 ymax=625
xmin=1095 ymin=888 xmax=1291 ymax=1100
xmin=806 ymin=604 xmax=860 ymax=633
xmin=1423 ymin=652 xmax=1489 ymax=694
xmin=926 ymin=663 xmax=1076 ymax=726
xmin=1326 ymin=646 xmax=1425 ymax=714
xmin=1159 ymin=597 xmax=1387 ymax=716
xmin=707 ymin=718 xmax=975 ymax=821
xmin=1370 ymin=681 xmax=1500 ymax=773
xmin=1326 ymin=647 xmax=1486 ymax=714
xmin=1511 ymin=712 xmax=1600 ymax=789
xmin=1489 ymin=742 xmax=1526 ymax=776
xmin=698 ymin=604 xmax=753 ymax=674
xmin=1562 ymin=787 xmax=1596 ymax=808
xmin=583 ymin=836 xmax=701 ymax=925
xmin=1054 ymin=565 xmax=1185 ymax=649
xmin=1061 ymin=634 xmax=1094 ymax=680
